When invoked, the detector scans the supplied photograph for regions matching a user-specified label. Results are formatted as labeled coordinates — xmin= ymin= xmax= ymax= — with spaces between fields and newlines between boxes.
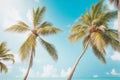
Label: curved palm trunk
xmin=67 ymin=40 xmax=89 ymax=80
xmin=24 ymin=47 xmax=34 ymax=80
xmin=118 ymin=1 xmax=120 ymax=41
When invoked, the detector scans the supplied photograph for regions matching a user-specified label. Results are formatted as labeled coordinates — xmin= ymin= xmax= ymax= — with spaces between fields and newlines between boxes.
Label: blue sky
xmin=0 ymin=0 xmax=120 ymax=79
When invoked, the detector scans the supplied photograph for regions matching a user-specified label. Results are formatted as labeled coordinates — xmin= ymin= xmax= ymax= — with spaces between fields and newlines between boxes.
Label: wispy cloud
xmin=34 ymin=0 xmax=40 ymax=3
xmin=60 ymin=67 xmax=71 ymax=78
xmin=106 ymin=68 xmax=120 ymax=76
xmin=18 ymin=64 xmax=71 ymax=78
xmin=19 ymin=67 xmax=41 ymax=78
xmin=93 ymin=75 xmax=99 ymax=78
xmin=111 ymin=51 xmax=120 ymax=61
xmin=26 ymin=9 xmax=33 ymax=24
xmin=2 ymin=8 xmax=22 ymax=29
xmin=41 ymin=64 xmax=71 ymax=78
xmin=41 ymin=64 xmax=59 ymax=78
xmin=105 ymin=0 xmax=115 ymax=10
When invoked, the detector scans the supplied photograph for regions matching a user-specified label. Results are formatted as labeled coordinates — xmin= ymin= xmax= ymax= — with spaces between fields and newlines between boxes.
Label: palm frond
xmin=69 ymin=31 xmax=87 ymax=43
xmin=90 ymin=32 xmax=107 ymax=54
xmin=19 ymin=34 xmax=36 ymax=61
xmin=106 ymin=29 xmax=118 ymax=40
xmin=33 ymin=7 xmax=46 ymax=27
xmin=92 ymin=46 xmax=106 ymax=64
xmin=5 ymin=21 xmax=30 ymax=33
xmin=0 ymin=42 xmax=10 ymax=56
xmin=37 ymin=21 xmax=52 ymax=29
xmin=83 ymin=35 xmax=90 ymax=47
xmin=91 ymin=0 xmax=103 ymax=19
xmin=0 ymin=62 xmax=8 ymax=73
xmin=39 ymin=37 xmax=58 ymax=61
xmin=37 ymin=26 xmax=62 ymax=35
xmin=0 ymin=54 xmax=14 ymax=63
xmin=71 ymin=24 xmax=88 ymax=33
xmin=109 ymin=36 xmax=120 ymax=52
xmin=100 ymin=11 xmax=117 ymax=23
xmin=109 ymin=0 xmax=119 ymax=8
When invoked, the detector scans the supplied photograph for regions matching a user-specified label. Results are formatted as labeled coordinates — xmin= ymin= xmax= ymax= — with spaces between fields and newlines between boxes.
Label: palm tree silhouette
xmin=5 ymin=7 xmax=62 ymax=80
xmin=68 ymin=0 xmax=120 ymax=80
xmin=109 ymin=0 xmax=120 ymax=40
xmin=0 ymin=42 xmax=14 ymax=73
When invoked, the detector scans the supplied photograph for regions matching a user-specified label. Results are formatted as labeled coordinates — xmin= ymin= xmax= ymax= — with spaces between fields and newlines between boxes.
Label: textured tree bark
xmin=67 ymin=40 xmax=89 ymax=80
xmin=118 ymin=0 xmax=120 ymax=41
xmin=24 ymin=48 xmax=34 ymax=80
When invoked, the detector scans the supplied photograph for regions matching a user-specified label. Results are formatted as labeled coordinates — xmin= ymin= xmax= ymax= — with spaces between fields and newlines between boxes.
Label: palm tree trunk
xmin=24 ymin=47 xmax=34 ymax=80
xmin=67 ymin=40 xmax=89 ymax=80
xmin=118 ymin=0 xmax=120 ymax=41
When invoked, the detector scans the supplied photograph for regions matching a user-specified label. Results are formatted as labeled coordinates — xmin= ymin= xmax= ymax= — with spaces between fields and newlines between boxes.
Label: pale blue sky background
xmin=0 ymin=0 xmax=120 ymax=79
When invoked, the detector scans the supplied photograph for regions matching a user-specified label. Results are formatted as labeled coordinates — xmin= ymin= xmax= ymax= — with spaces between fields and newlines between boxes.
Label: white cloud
xmin=26 ymin=9 xmax=33 ymax=23
xmin=113 ymin=19 xmax=118 ymax=29
xmin=111 ymin=69 xmax=120 ymax=76
xmin=14 ymin=53 xmax=21 ymax=63
xmin=34 ymin=0 xmax=40 ymax=3
xmin=106 ymin=0 xmax=115 ymax=10
xmin=18 ymin=64 xmax=71 ymax=78
xmin=93 ymin=75 xmax=99 ymax=78
xmin=106 ymin=69 xmax=120 ymax=76
xmin=111 ymin=51 xmax=120 ymax=61
xmin=2 ymin=8 xmax=22 ymax=29
xmin=41 ymin=64 xmax=59 ymax=78
xmin=19 ymin=68 xmax=41 ymax=78
xmin=41 ymin=64 xmax=71 ymax=78
xmin=60 ymin=67 xmax=71 ymax=78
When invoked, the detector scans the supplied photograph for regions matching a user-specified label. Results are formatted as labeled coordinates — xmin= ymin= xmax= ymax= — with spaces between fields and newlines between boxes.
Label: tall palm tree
xmin=109 ymin=0 xmax=120 ymax=40
xmin=5 ymin=7 xmax=62 ymax=80
xmin=0 ymin=42 xmax=14 ymax=73
xmin=68 ymin=0 xmax=120 ymax=80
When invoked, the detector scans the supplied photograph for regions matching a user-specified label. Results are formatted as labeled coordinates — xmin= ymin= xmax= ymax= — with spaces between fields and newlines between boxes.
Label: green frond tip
xmin=5 ymin=21 xmax=30 ymax=33
xmin=39 ymin=37 xmax=58 ymax=61
xmin=19 ymin=34 xmax=36 ymax=61
xmin=69 ymin=31 xmax=86 ymax=43
xmin=37 ymin=26 xmax=62 ymax=35
xmin=92 ymin=46 xmax=106 ymax=64
xmin=33 ymin=7 xmax=46 ymax=27
xmin=0 ymin=62 xmax=8 ymax=73
xmin=71 ymin=24 xmax=88 ymax=33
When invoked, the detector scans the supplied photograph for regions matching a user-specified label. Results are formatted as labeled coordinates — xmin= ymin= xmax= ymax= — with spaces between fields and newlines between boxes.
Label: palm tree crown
xmin=109 ymin=0 xmax=119 ymax=8
xmin=68 ymin=0 xmax=120 ymax=80
xmin=5 ymin=7 xmax=62 ymax=80
xmin=0 ymin=42 xmax=14 ymax=73
xmin=70 ymin=0 xmax=119 ymax=63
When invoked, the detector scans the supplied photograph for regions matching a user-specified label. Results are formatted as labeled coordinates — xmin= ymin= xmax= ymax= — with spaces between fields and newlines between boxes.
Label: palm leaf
xmin=71 ymin=24 xmax=88 ymax=33
xmin=19 ymin=34 xmax=36 ymax=61
xmin=109 ymin=0 xmax=119 ymax=8
xmin=0 ymin=62 xmax=8 ymax=73
xmin=37 ymin=21 xmax=52 ymax=29
xmin=90 ymin=32 xmax=107 ymax=54
xmin=39 ymin=37 xmax=58 ymax=61
xmin=37 ymin=26 xmax=62 ymax=35
xmin=106 ymin=29 xmax=118 ymax=40
xmin=83 ymin=35 xmax=90 ymax=47
xmin=92 ymin=46 xmax=106 ymax=64
xmin=33 ymin=7 xmax=46 ymax=27
xmin=69 ymin=31 xmax=87 ymax=43
xmin=109 ymin=37 xmax=120 ymax=52
xmin=92 ymin=0 xmax=103 ymax=19
xmin=5 ymin=21 xmax=30 ymax=33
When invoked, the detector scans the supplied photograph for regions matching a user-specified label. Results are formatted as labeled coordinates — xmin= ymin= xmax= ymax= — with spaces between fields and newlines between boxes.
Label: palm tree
xmin=0 ymin=42 xmax=14 ymax=73
xmin=109 ymin=0 xmax=120 ymax=40
xmin=5 ymin=7 xmax=62 ymax=80
xmin=68 ymin=0 xmax=120 ymax=80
